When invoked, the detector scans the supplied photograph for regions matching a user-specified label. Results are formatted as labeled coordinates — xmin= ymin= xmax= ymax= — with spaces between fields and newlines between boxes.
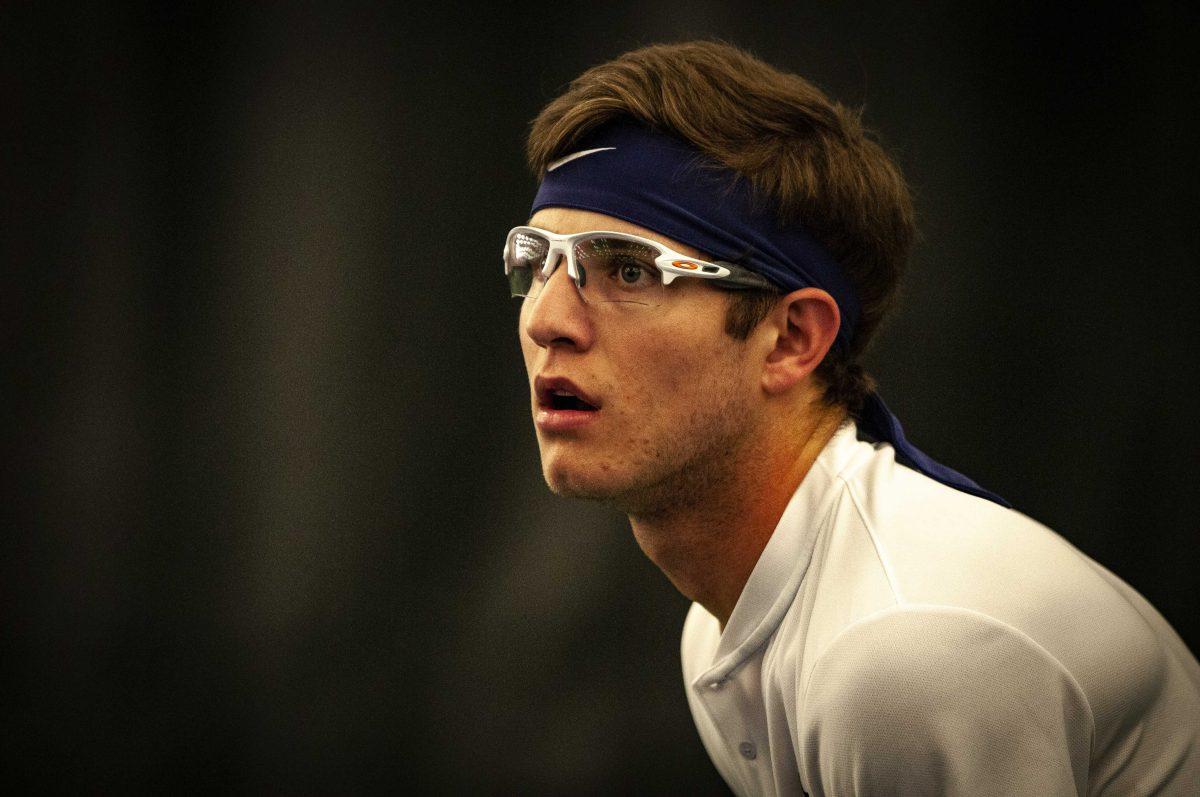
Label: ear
xmin=759 ymin=288 xmax=841 ymax=396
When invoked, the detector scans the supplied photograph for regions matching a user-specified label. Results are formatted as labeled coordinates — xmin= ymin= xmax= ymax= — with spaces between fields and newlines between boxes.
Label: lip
xmin=534 ymin=406 xmax=600 ymax=432
xmin=534 ymin=375 xmax=603 ymax=410
xmin=533 ymin=374 xmax=602 ymax=432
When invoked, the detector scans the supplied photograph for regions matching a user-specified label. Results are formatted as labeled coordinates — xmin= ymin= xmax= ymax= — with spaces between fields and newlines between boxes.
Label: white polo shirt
xmin=681 ymin=420 xmax=1200 ymax=796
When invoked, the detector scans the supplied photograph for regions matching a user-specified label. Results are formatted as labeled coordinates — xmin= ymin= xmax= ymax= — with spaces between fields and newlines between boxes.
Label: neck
xmin=627 ymin=402 xmax=846 ymax=630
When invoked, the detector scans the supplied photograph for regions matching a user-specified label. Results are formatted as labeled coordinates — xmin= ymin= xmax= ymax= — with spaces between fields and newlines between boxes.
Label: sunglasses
xmin=503 ymin=226 xmax=774 ymax=308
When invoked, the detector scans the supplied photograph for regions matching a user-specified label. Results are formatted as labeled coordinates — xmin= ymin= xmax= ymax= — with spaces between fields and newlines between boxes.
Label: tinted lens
xmin=573 ymin=237 xmax=664 ymax=306
xmin=506 ymin=230 xmax=549 ymax=297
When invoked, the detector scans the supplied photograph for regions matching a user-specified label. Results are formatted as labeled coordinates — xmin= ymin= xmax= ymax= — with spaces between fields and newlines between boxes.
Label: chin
xmin=543 ymin=467 xmax=616 ymax=500
xmin=541 ymin=456 xmax=629 ymax=502
xmin=541 ymin=458 xmax=677 ymax=520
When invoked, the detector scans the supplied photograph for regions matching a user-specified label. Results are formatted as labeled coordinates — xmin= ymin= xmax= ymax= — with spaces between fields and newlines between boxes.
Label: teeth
xmin=552 ymin=389 xmax=575 ymax=396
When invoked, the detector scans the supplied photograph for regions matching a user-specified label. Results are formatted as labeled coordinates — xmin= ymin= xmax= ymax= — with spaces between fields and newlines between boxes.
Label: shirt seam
xmin=837 ymin=469 xmax=906 ymax=604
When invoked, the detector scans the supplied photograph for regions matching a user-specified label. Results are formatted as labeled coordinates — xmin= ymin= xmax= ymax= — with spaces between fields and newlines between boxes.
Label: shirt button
xmin=739 ymin=741 xmax=757 ymax=760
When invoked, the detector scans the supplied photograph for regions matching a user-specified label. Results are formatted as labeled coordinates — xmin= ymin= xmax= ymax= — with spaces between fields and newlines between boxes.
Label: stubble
xmin=544 ymin=372 xmax=760 ymax=522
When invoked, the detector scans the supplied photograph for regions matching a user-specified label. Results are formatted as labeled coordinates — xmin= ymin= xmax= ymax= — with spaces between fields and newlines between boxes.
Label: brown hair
xmin=526 ymin=40 xmax=914 ymax=416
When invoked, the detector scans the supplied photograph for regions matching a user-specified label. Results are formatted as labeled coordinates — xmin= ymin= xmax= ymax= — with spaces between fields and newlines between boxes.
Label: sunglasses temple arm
xmin=712 ymin=264 xmax=777 ymax=291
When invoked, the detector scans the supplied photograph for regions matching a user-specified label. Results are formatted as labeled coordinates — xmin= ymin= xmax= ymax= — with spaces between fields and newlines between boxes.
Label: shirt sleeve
xmin=796 ymin=604 xmax=1094 ymax=797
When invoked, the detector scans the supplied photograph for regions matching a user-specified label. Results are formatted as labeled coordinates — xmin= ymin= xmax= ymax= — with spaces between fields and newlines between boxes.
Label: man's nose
xmin=522 ymin=254 xmax=594 ymax=351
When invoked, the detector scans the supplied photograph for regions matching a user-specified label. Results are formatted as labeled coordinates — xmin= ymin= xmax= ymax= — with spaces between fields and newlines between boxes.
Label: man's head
xmin=517 ymin=206 xmax=841 ymax=517
xmin=514 ymin=41 xmax=915 ymax=514
xmin=525 ymin=40 xmax=915 ymax=414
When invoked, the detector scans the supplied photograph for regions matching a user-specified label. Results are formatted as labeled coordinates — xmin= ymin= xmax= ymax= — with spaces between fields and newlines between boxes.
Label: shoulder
xmin=797 ymin=604 xmax=1094 ymax=795
xmin=800 ymin=603 xmax=1093 ymax=722
xmin=827 ymin=435 xmax=1090 ymax=619
xmin=832 ymin=446 xmax=1164 ymax=683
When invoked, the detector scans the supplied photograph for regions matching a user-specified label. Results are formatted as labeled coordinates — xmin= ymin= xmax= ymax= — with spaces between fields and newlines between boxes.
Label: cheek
xmin=615 ymin=319 xmax=741 ymax=405
xmin=649 ymin=348 xmax=701 ymax=395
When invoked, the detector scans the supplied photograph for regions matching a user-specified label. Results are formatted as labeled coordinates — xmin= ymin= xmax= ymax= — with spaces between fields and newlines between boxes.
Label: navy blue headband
xmin=533 ymin=120 xmax=860 ymax=353
xmin=530 ymin=120 xmax=1010 ymax=509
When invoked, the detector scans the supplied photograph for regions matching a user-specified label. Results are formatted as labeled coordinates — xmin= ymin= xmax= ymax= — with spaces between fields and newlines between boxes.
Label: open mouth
xmin=548 ymin=390 xmax=598 ymax=411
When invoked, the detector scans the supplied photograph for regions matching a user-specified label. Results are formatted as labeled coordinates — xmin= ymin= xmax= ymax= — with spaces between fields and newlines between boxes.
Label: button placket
xmin=698 ymin=670 xmax=766 ymax=779
xmin=695 ymin=673 xmax=753 ymax=778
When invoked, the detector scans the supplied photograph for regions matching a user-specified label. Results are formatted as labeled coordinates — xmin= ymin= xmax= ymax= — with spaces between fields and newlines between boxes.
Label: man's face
xmin=518 ymin=207 xmax=764 ymax=515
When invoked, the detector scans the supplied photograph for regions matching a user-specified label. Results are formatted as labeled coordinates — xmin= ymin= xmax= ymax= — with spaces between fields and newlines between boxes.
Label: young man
xmin=506 ymin=41 xmax=1200 ymax=796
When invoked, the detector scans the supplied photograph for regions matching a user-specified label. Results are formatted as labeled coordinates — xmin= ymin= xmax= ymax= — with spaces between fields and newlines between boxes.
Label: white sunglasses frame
xmin=503 ymin=225 xmax=775 ymax=303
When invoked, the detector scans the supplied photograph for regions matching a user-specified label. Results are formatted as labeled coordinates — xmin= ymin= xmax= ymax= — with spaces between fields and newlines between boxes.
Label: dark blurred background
xmin=3 ymin=2 xmax=1197 ymax=792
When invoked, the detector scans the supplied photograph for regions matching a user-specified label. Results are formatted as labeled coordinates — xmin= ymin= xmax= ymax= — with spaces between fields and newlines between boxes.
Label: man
xmin=505 ymin=41 xmax=1200 ymax=795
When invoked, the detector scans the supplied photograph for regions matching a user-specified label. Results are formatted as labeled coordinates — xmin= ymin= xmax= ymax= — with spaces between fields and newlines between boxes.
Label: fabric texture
xmin=681 ymin=420 xmax=1200 ymax=796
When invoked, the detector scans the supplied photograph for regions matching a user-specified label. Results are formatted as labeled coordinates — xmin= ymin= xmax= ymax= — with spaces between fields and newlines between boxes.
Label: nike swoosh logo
xmin=546 ymin=147 xmax=616 ymax=172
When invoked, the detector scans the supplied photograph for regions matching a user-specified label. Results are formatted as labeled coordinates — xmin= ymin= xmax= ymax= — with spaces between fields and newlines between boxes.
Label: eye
xmin=573 ymin=237 xmax=662 ymax=299
xmin=618 ymin=260 xmax=648 ymax=285
xmin=600 ymin=254 xmax=656 ymax=287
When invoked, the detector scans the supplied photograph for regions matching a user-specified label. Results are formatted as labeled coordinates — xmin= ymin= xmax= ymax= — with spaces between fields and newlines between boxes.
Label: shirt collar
xmin=700 ymin=419 xmax=865 ymax=682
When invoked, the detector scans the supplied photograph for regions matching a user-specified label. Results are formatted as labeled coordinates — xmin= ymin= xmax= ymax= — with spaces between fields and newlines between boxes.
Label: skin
xmin=520 ymin=207 xmax=847 ymax=629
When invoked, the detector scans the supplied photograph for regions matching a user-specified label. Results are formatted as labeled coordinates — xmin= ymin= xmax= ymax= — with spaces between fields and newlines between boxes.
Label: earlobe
xmin=760 ymin=288 xmax=841 ymax=396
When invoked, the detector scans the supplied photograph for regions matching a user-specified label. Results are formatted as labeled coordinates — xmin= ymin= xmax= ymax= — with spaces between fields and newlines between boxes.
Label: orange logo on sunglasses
xmin=672 ymin=260 xmax=700 ymax=270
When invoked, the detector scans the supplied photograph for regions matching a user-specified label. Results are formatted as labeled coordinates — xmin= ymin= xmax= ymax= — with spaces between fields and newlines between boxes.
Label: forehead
xmin=527 ymin=207 xmax=709 ymax=261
